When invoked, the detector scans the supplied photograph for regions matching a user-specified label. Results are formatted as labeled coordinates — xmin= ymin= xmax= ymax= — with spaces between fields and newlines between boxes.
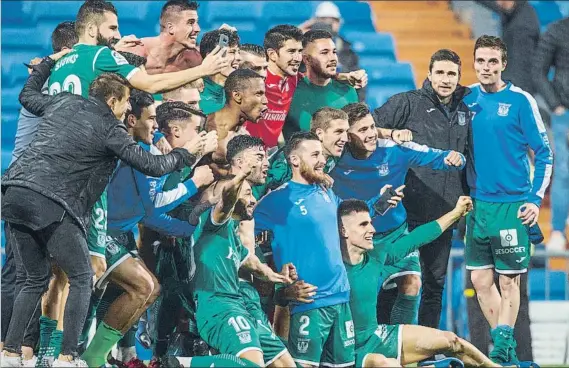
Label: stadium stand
xmin=1 ymin=2 xmax=568 ymax=363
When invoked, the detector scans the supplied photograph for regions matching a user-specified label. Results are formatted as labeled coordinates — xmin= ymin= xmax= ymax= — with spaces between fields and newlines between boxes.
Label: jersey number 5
xmin=299 ymin=205 xmax=308 ymax=216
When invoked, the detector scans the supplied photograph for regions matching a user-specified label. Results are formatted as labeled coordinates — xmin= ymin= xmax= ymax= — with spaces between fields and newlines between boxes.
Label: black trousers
xmin=466 ymin=270 xmax=534 ymax=361
xmin=3 ymin=216 xmax=92 ymax=356
xmin=409 ymin=220 xmax=455 ymax=329
xmin=1 ymin=222 xmax=40 ymax=348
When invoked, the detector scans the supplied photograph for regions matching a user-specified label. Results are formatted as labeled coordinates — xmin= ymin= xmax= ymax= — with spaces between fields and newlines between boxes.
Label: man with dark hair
xmin=129 ymin=0 xmax=202 ymax=74
xmin=463 ymin=35 xmax=551 ymax=366
xmin=243 ymin=25 xmax=303 ymax=147
xmin=199 ymin=29 xmax=242 ymax=114
xmin=372 ymin=48 xmax=473 ymax=333
xmin=81 ymin=97 xmax=216 ymax=367
xmin=332 ymin=102 xmax=465 ymax=328
xmin=334 ymin=196 xmax=506 ymax=368
xmin=245 ymin=25 xmax=365 ymax=148
xmin=0 ymin=20 xmax=78 ymax=367
xmin=1 ymin=51 xmax=197 ymax=367
xmin=465 ymin=35 xmax=553 ymax=364
xmin=284 ymin=30 xmax=358 ymax=140
xmin=206 ymin=69 xmax=268 ymax=165
xmin=47 ymin=1 xmax=224 ymax=342
xmin=240 ymin=43 xmax=269 ymax=78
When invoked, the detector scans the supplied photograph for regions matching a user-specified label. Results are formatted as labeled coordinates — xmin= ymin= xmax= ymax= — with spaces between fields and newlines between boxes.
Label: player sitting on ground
xmin=335 ymin=196 xmax=504 ymax=368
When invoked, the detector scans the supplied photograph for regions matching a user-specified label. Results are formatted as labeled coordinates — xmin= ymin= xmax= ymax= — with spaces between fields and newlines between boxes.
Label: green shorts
xmin=87 ymin=193 xmax=108 ymax=259
xmin=239 ymin=281 xmax=288 ymax=365
xmin=374 ymin=223 xmax=422 ymax=290
xmin=355 ymin=324 xmax=402 ymax=367
xmin=195 ymin=297 xmax=263 ymax=358
xmin=466 ymin=200 xmax=530 ymax=274
xmin=288 ymin=303 xmax=355 ymax=367
xmin=95 ymin=230 xmax=138 ymax=289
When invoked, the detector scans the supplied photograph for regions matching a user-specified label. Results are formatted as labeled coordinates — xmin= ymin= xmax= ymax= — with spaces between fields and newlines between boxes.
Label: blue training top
xmin=331 ymin=139 xmax=465 ymax=233
xmin=464 ymin=82 xmax=553 ymax=206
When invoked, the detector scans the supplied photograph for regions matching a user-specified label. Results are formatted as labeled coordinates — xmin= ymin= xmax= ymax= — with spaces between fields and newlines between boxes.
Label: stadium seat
xmin=336 ymin=1 xmax=376 ymax=33
xmin=530 ymin=1 xmax=563 ymax=27
xmin=1 ymin=1 xmax=28 ymax=26
xmin=342 ymin=31 xmax=396 ymax=65
xmin=28 ymin=1 xmax=82 ymax=22
xmin=206 ymin=1 xmax=265 ymax=33
xmin=529 ymin=269 xmax=567 ymax=301
xmin=1 ymin=27 xmax=46 ymax=52
xmin=1 ymin=88 xmax=22 ymax=116
xmin=366 ymin=84 xmax=414 ymax=110
xmin=363 ymin=62 xmax=415 ymax=86
xmin=112 ymin=1 xmax=149 ymax=23
xmin=264 ymin=1 xmax=316 ymax=30
xmin=36 ymin=21 xmax=70 ymax=52
xmin=1 ymin=51 xmax=38 ymax=83
xmin=237 ymin=31 xmax=266 ymax=47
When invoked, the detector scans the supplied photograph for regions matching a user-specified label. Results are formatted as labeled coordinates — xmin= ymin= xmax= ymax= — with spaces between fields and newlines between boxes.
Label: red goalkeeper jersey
xmin=244 ymin=69 xmax=300 ymax=148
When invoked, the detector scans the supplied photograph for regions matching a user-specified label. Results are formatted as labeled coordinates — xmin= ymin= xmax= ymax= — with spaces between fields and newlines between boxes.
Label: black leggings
xmin=3 ymin=215 xmax=92 ymax=356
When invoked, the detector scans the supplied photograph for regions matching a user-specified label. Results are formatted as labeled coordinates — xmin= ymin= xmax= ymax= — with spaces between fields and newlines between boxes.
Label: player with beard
xmin=191 ymin=158 xmax=293 ymax=367
xmin=283 ymin=30 xmax=358 ymax=140
xmin=244 ymin=25 xmax=367 ymax=148
xmin=200 ymin=29 xmax=243 ymax=114
xmin=206 ymin=69 xmax=268 ymax=166
xmin=222 ymin=135 xmax=298 ymax=367
xmin=253 ymin=132 xmax=388 ymax=367
xmin=240 ymin=44 xmax=269 ymax=79
xmin=48 ymin=0 xmax=226 ymax=293
xmin=80 ymin=95 xmax=216 ymax=368
xmin=330 ymin=103 xmax=465 ymax=327
xmin=254 ymin=107 xmax=348 ymax=199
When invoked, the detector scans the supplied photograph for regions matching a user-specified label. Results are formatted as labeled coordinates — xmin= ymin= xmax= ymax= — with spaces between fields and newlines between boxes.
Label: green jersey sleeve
xmin=95 ymin=47 xmax=140 ymax=80
xmin=383 ymin=221 xmax=443 ymax=265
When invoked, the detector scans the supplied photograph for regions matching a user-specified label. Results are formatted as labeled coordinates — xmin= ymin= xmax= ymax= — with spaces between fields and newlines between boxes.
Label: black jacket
xmin=2 ymin=57 xmax=196 ymax=235
xmin=476 ymin=0 xmax=540 ymax=94
xmin=534 ymin=17 xmax=569 ymax=110
xmin=372 ymin=79 xmax=472 ymax=224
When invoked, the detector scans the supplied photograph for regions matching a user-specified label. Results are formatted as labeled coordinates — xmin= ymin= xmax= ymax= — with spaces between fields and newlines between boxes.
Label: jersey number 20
xmin=49 ymin=74 xmax=82 ymax=96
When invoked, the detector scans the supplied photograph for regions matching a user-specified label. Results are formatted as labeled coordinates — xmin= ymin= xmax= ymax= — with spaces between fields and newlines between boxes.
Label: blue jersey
xmin=107 ymin=143 xmax=198 ymax=236
xmin=253 ymin=181 xmax=350 ymax=314
xmin=464 ymin=83 xmax=553 ymax=206
xmin=331 ymin=139 xmax=465 ymax=233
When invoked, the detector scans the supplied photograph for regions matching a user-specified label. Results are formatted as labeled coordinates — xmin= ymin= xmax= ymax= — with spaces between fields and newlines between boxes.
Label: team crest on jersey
xmin=457 ymin=111 xmax=467 ymax=126
xmin=111 ymin=50 xmax=129 ymax=66
xmin=378 ymin=163 xmax=389 ymax=176
xmin=237 ymin=331 xmax=252 ymax=344
xmin=497 ymin=103 xmax=511 ymax=117
xmin=297 ymin=338 xmax=310 ymax=354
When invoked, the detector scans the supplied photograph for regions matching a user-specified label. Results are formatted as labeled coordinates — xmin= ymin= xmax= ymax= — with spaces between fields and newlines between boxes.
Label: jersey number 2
xmin=299 ymin=315 xmax=310 ymax=336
